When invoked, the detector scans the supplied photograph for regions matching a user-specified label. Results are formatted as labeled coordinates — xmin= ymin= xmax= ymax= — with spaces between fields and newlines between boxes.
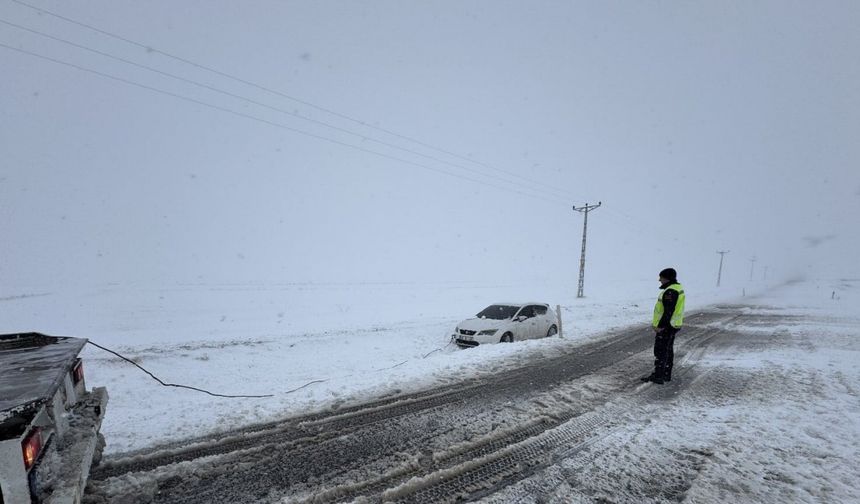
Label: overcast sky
xmin=1 ymin=0 xmax=858 ymax=291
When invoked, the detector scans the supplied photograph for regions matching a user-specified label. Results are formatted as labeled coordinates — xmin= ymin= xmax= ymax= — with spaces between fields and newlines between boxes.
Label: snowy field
xmin=1 ymin=277 xmax=768 ymax=456
xmin=0 ymin=281 xmax=856 ymax=468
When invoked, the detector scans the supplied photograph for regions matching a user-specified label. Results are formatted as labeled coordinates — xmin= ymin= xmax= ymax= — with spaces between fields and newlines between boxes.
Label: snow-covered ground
xmin=1 ymin=277 xmax=766 ymax=456
xmin=478 ymin=278 xmax=860 ymax=503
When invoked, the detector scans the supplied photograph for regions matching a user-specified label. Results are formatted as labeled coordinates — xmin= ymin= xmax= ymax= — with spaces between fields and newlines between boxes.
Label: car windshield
xmin=476 ymin=305 xmax=521 ymax=320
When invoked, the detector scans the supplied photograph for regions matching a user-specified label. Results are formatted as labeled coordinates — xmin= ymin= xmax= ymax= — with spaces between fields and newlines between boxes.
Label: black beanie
xmin=659 ymin=268 xmax=677 ymax=280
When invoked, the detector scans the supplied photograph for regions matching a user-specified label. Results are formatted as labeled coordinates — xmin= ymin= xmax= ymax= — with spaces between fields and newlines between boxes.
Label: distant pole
xmin=556 ymin=304 xmax=563 ymax=338
xmin=716 ymin=250 xmax=730 ymax=287
xmin=763 ymin=266 xmax=768 ymax=281
xmin=572 ymin=202 xmax=602 ymax=298
xmin=749 ymin=256 xmax=757 ymax=281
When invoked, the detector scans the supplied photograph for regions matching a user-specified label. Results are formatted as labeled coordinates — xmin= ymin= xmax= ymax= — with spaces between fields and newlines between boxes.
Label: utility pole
xmin=572 ymin=202 xmax=601 ymax=298
xmin=749 ymin=256 xmax=757 ymax=281
xmin=763 ymin=266 xmax=768 ymax=281
xmin=716 ymin=250 xmax=730 ymax=287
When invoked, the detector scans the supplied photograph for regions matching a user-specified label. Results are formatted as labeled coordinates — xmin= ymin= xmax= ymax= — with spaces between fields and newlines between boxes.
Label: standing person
xmin=642 ymin=268 xmax=685 ymax=384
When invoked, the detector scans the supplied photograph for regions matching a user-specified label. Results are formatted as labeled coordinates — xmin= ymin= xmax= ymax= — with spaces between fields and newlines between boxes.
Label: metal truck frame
xmin=0 ymin=333 xmax=108 ymax=504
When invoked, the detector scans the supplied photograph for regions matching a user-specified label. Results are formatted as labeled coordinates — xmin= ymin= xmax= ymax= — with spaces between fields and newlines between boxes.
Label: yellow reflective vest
xmin=652 ymin=283 xmax=685 ymax=329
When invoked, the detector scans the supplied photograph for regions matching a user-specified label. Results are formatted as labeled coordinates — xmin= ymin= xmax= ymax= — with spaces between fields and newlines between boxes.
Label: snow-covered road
xmin=479 ymin=286 xmax=860 ymax=504
xmin=81 ymin=280 xmax=860 ymax=503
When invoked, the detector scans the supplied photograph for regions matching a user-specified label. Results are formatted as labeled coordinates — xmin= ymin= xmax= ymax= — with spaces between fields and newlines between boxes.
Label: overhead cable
xmin=0 ymin=42 xmax=570 ymax=205
xmin=9 ymin=0 xmax=585 ymax=202
xmin=0 ymin=17 xmax=575 ymax=202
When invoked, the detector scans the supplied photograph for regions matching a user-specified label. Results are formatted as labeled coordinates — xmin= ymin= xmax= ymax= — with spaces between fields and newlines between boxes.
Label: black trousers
xmin=653 ymin=328 xmax=678 ymax=379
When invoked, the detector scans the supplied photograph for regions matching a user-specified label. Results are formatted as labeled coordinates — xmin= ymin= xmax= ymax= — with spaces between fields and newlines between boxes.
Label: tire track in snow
xmin=372 ymin=320 xmax=742 ymax=504
xmin=294 ymin=314 xmax=740 ymax=503
xmin=477 ymin=321 xmax=797 ymax=504
xmin=85 ymin=311 xmax=736 ymax=503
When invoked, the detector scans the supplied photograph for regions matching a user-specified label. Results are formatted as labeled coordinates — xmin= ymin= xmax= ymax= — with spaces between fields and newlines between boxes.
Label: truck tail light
xmin=72 ymin=359 xmax=84 ymax=385
xmin=21 ymin=428 xmax=43 ymax=470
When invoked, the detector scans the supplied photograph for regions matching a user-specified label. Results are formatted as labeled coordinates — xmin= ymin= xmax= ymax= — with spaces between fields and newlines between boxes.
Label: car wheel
xmin=500 ymin=332 xmax=514 ymax=343
xmin=546 ymin=325 xmax=558 ymax=337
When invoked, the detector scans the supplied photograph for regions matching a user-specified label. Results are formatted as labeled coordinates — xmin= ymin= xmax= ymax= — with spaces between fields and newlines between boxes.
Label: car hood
xmin=458 ymin=318 xmax=509 ymax=331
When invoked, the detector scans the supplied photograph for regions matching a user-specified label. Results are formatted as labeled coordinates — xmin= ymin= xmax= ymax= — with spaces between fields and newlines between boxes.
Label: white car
xmin=453 ymin=303 xmax=559 ymax=348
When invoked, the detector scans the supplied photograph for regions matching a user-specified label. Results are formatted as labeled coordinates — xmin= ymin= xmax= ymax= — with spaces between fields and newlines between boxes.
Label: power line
xmin=4 ymin=3 xmax=692 ymax=243
xmin=0 ymin=17 xmax=575 ymax=203
xmin=0 ymin=42 xmax=575 ymax=206
xmin=9 ymin=0 xmax=585 ymax=203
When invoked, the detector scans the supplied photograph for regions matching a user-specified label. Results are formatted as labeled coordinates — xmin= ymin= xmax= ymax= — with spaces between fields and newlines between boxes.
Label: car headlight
xmin=478 ymin=329 xmax=498 ymax=336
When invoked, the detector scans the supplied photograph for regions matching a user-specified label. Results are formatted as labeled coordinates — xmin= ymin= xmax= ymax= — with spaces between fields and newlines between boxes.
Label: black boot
xmin=640 ymin=373 xmax=656 ymax=382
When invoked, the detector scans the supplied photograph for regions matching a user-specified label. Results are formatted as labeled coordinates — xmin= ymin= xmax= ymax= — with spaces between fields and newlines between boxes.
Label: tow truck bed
xmin=0 ymin=333 xmax=88 ymax=438
xmin=0 ymin=333 xmax=108 ymax=504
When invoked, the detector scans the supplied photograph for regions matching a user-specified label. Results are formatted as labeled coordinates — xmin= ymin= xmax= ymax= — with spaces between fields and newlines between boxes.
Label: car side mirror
xmin=514 ymin=315 xmax=526 ymax=322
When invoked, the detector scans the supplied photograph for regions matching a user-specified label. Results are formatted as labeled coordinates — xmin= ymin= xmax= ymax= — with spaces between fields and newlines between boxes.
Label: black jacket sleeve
xmin=658 ymin=289 xmax=678 ymax=328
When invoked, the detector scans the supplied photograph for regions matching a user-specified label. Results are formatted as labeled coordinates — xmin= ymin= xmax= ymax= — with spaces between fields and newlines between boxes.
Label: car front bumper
xmin=452 ymin=332 xmax=500 ymax=347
